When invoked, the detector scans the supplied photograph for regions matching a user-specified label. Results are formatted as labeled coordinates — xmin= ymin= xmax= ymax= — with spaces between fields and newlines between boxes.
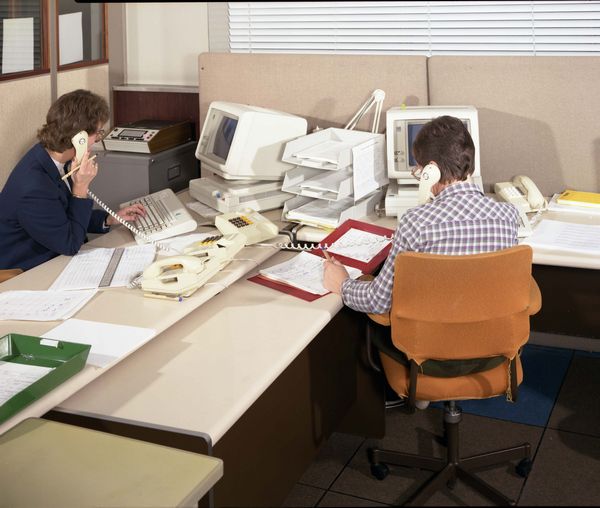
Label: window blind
xmin=228 ymin=1 xmax=600 ymax=55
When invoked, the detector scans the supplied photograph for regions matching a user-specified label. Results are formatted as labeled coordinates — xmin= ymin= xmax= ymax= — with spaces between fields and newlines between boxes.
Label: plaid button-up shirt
xmin=341 ymin=182 xmax=519 ymax=314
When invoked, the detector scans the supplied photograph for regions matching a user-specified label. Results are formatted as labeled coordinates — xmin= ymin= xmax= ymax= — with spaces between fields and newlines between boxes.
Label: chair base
xmin=368 ymin=402 xmax=532 ymax=506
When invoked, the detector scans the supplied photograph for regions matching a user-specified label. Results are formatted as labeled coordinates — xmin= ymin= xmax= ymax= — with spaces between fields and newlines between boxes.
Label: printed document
xmin=42 ymin=319 xmax=156 ymax=368
xmin=352 ymin=138 xmax=387 ymax=200
xmin=286 ymin=197 xmax=355 ymax=229
xmin=327 ymin=228 xmax=392 ymax=263
xmin=50 ymin=245 xmax=156 ymax=291
xmin=523 ymin=219 xmax=600 ymax=254
xmin=0 ymin=289 xmax=97 ymax=321
xmin=0 ymin=361 xmax=53 ymax=406
xmin=259 ymin=251 xmax=362 ymax=295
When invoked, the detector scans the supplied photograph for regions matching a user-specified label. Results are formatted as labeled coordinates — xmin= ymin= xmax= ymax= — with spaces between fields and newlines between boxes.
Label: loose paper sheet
xmin=42 ymin=319 xmax=156 ymax=368
xmin=0 ymin=290 xmax=97 ymax=321
xmin=523 ymin=219 xmax=600 ymax=254
xmin=0 ymin=361 xmax=53 ymax=406
xmin=58 ymin=12 xmax=83 ymax=65
xmin=2 ymin=17 xmax=34 ymax=74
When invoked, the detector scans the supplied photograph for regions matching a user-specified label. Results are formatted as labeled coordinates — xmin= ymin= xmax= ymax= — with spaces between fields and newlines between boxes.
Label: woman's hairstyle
xmin=37 ymin=89 xmax=109 ymax=152
xmin=412 ymin=115 xmax=475 ymax=183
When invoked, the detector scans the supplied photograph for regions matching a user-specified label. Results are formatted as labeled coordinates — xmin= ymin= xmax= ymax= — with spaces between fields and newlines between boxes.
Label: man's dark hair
xmin=412 ymin=115 xmax=475 ymax=183
xmin=37 ymin=89 xmax=109 ymax=152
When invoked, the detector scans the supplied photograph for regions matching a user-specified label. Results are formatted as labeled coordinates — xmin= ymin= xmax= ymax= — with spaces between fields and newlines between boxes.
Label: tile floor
xmin=282 ymin=350 xmax=600 ymax=506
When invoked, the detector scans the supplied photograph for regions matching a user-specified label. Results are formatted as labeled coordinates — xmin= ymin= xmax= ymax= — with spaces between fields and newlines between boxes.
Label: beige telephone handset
xmin=494 ymin=175 xmax=546 ymax=213
xmin=494 ymin=176 xmax=547 ymax=238
xmin=140 ymin=209 xmax=277 ymax=299
xmin=141 ymin=233 xmax=245 ymax=299
xmin=418 ymin=164 xmax=441 ymax=205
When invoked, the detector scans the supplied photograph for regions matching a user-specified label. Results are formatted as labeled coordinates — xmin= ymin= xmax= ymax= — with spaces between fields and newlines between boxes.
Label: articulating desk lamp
xmin=344 ymin=89 xmax=386 ymax=134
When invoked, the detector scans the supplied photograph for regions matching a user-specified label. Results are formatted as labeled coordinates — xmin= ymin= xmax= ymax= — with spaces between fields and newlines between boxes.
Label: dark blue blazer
xmin=0 ymin=143 xmax=108 ymax=271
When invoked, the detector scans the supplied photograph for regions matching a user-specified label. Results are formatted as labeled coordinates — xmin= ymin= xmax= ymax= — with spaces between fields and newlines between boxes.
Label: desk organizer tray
xmin=0 ymin=333 xmax=91 ymax=425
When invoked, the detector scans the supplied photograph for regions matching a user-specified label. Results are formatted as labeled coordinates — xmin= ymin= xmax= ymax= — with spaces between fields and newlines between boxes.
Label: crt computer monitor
xmin=386 ymin=105 xmax=482 ymax=186
xmin=195 ymin=101 xmax=308 ymax=181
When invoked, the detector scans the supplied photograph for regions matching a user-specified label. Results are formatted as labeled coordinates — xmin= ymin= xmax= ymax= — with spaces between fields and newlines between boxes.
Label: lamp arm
xmin=344 ymin=89 xmax=386 ymax=133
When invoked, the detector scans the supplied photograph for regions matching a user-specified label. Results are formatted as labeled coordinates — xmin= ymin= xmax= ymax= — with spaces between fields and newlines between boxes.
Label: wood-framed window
xmin=0 ymin=0 xmax=107 ymax=81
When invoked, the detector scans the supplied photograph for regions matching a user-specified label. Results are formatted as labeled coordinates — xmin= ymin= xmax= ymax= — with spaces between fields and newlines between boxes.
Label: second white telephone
xmin=494 ymin=175 xmax=546 ymax=213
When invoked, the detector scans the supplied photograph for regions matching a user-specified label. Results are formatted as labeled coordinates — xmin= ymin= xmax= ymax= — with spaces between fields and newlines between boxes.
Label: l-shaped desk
xmin=1 ymin=191 xmax=599 ymax=507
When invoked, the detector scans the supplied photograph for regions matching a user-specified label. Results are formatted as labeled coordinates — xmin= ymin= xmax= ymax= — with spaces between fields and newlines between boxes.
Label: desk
xmin=0 ymin=418 xmax=222 ymax=508
xmin=0 ymin=192 xmax=285 ymax=436
xmin=50 ymin=249 xmax=383 ymax=507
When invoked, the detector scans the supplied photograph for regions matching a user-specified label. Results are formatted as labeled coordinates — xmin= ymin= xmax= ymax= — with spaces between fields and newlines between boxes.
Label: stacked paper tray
xmin=0 ymin=333 xmax=91 ymax=424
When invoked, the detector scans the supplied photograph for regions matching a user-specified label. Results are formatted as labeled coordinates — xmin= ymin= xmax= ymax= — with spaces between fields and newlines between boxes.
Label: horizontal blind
xmin=229 ymin=1 xmax=600 ymax=55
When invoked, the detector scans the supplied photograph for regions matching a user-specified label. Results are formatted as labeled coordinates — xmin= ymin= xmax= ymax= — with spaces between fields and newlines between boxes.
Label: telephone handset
xmin=494 ymin=175 xmax=546 ymax=238
xmin=418 ymin=164 xmax=441 ymax=205
xmin=494 ymin=175 xmax=546 ymax=213
xmin=140 ymin=209 xmax=279 ymax=299
xmin=71 ymin=131 xmax=88 ymax=161
xmin=141 ymin=233 xmax=245 ymax=299
xmin=70 ymin=131 xmax=171 ymax=252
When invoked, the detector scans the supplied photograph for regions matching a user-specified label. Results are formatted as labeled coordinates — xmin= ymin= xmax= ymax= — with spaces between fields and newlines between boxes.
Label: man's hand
xmin=323 ymin=253 xmax=349 ymax=295
xmin=108 ymin=203 xmax=146 ymax=226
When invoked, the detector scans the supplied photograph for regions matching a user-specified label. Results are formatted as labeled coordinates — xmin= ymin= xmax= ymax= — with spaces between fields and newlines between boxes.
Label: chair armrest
xmin=528 ymin=276 xmax=542 ymax=316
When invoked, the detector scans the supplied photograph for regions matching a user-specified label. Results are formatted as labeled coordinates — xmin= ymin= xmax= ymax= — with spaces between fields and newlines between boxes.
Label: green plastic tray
xmin=0 ymin=333 xmax=91 ymax=425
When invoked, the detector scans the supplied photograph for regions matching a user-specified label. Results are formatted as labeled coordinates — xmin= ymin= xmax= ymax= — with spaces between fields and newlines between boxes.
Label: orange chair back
xmin=390 ymin=245 xmax=533 ymax=366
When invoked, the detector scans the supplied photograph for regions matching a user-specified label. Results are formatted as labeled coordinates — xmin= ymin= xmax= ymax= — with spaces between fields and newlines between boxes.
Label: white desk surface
xmin=57 ymin=249 xmax=343 ymax=445
xmin=0 ymin=201 xmax=284 ymax=436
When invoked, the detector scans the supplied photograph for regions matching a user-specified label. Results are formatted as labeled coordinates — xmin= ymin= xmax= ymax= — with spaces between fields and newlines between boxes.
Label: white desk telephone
xmin=494 ymin=175 xmax=546 ymax=238
xmin=140 ymin=209 xmax=279 ymax=299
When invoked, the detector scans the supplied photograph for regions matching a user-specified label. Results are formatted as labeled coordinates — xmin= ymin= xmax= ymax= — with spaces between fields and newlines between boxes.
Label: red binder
xmin=249 ymin=219 xmax=395 ymax=302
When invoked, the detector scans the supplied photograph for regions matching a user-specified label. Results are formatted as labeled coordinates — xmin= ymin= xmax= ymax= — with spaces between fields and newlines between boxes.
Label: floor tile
xmin=298 ymin=432 xmax=365 ymax=490
xmin=519 ymin=428 xmax=600 ymax=506
xmin=318 ymin=491 xmax=389 ymax=507
xmin=450 ymin=345 xmax=573 ymax=427
xmin=548 ymin=355 xmax=600 ymax=438
xmin=281 ymin=483 xmax=326 ymax=508
xmin=329 ymin=407 xmax=543 ymax=506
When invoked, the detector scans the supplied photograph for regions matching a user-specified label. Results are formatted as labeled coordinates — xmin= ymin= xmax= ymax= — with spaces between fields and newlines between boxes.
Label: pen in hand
xmin=61 ymin=154 xmax=97 ymax=181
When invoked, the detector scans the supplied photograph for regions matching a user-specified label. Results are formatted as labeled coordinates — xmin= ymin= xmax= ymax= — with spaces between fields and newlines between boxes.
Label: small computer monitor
xmin=386 ymin=106 xmax=481 ymax=183
xmin=195 ymin=101 xmax=308 ymax=181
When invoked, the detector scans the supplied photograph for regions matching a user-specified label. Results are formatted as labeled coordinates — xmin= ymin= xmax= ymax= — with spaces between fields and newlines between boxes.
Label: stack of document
xmin=523 ymin=219 xmax=600 ymax=255
xmin=258 ymin=251 xmax=362 ymax=296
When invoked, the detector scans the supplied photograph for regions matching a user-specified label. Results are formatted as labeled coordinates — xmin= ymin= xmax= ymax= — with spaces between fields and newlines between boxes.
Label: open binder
xmin=249 ymin=219 xmax=395 ymax=301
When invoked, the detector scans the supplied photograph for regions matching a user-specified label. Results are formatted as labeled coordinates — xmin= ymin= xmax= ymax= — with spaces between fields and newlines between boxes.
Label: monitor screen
xmin=406 ymin=122 xmax=425 ymax=167
xmin=212 ymin=116 xmax=238 ymax=161
xmin=195 ymin=101 xmax=308 ymax=181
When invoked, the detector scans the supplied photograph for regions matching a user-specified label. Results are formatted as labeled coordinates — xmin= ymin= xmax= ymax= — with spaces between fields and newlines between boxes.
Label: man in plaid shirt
xmin=323 ymin=116 xmax=519 ymax=400
xmin=323 ymin=115 xmax=519 ymax=313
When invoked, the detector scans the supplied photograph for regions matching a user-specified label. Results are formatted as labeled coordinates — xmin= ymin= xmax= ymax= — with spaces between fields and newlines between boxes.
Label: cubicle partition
xmin=198 ymin=52 xmax=429 ymax=137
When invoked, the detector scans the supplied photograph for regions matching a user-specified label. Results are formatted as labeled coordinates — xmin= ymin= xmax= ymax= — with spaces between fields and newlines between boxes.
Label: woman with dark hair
xmin=0 ymin=89 xmax=145 ymax=271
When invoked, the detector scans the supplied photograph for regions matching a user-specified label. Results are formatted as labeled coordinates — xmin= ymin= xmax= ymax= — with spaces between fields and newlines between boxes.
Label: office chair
xmin=0 ymin=268 xmax=23 ymax=283
xmin=366 ymin=245 xmax=541 ymax=506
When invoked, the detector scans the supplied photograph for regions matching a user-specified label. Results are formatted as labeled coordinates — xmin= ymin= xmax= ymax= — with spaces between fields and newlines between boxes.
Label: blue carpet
xmin=432 ymin=344 xmax=573 ymax=427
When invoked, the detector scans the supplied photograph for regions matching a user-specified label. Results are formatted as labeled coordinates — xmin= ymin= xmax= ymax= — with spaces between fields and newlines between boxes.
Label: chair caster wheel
xmin=516 ymin=458 xmax=533 ymax=478
xmin=370 ymin=463 xmax=390 ymax=480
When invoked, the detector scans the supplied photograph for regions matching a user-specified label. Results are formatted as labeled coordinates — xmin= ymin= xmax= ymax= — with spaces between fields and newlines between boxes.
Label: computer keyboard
xmin=121 ymin=188 xmax=198 ymax=243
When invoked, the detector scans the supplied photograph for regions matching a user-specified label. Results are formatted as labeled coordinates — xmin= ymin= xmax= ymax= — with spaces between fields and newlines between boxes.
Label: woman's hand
xmin=323 ymin=255 xmax=349 ymax=295
xmin=70 ymin=151 xmax=98 ymax=196
xmin=107 ymin=203 xmax=146 ymax=226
